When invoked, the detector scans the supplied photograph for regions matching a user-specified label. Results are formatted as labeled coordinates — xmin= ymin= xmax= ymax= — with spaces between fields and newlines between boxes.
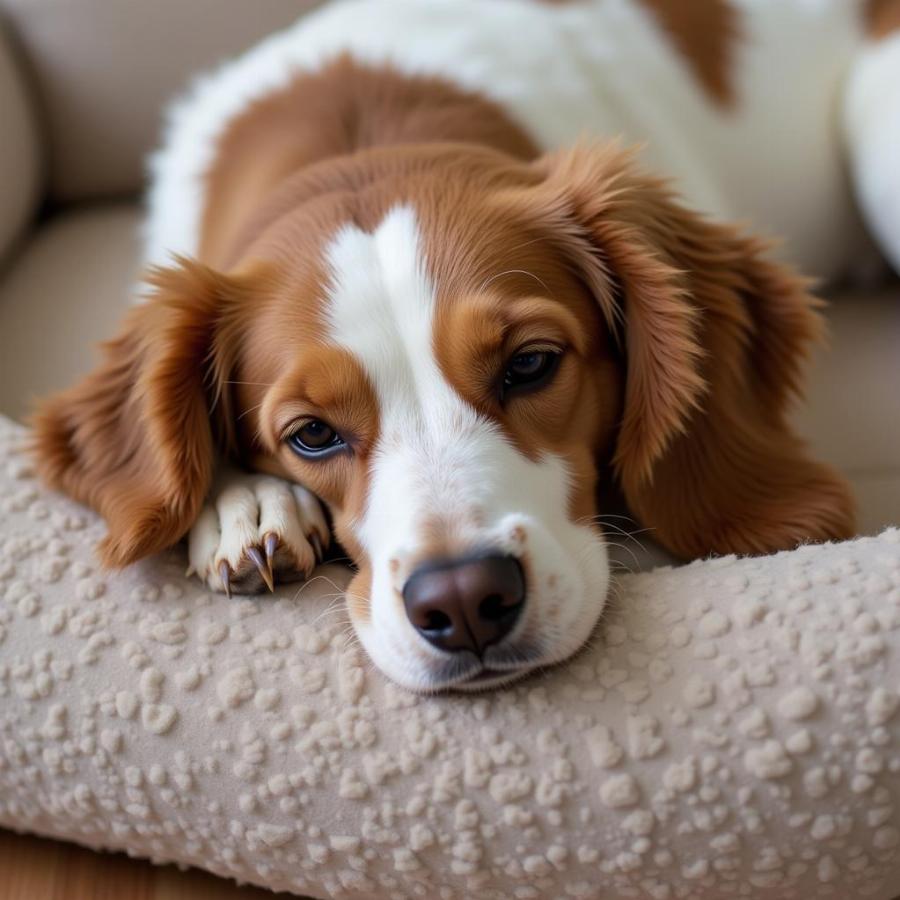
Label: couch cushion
xmin=0 ymin=205 xmax=140 ymax=419
xmin=1 ymin=412 xmax=900 ymax=900
xmin=0 ymin=19 xmax=41 ymax=264
xmin=1 ymin=206 xmax=897 ymax=535
xmin=0 ymin=0 xmax=322 ymax=202
xmin=793 ymin=285 xmax=900 ymax=535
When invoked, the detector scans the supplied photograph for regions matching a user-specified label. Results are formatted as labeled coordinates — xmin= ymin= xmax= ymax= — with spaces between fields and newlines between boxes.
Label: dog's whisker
xmin=307 ymin=590 xmax=354 ymax=620
xmin=575 ymin=514 xmax=656 ymax=558
xmin=479 ymin=268 xmax=552 ymax=297
xmin=288 ymin=574 xmax=336 ymax=603
xmin=289 ymin=572 xmax=350 ymax=602
xmin=591 ymin=518 xmax=649 ymax=541
xmin=601 ymin=539 xmax=641 ymax=571
xmin=236 ymin=401 xmax=265 ymax=423
xmin=308 ymin=594 xmax=345 ymax=623
xmin=595 ymin=520 xmax=656 ymax=539
xmin=322 ymin=555 xmax=353 ymax=566
xmin=577 ymin=512 xmax=656 ymax=536
xmin=572 ymin=530 xmax=640 ymax=575
xmin=600 ymin=524 xmax=653 ymax=556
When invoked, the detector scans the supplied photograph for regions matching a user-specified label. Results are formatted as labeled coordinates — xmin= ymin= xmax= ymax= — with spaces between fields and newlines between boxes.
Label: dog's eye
xmin=502 ymin=349 xmax=561 ymax=398
xmin=286 ymin=419 xmax=346 ymax=459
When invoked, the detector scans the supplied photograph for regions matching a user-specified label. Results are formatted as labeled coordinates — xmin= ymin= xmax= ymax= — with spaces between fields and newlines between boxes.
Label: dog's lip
xmin=444 ymin=664 xmax=535 ymax=692
xmin=465 ymin=667 xmax=507 ymax=683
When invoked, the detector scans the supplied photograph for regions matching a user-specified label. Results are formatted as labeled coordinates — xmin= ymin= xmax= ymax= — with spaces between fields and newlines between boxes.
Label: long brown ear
xmin=31 ymin=259 xmax=236 ymax=567
xmin=534 ymin=143 xmax=856 ymax=557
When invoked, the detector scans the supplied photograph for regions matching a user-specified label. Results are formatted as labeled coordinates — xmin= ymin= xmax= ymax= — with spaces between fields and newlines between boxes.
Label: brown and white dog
xmin=34 ymin=0 xmax=899 ymax=691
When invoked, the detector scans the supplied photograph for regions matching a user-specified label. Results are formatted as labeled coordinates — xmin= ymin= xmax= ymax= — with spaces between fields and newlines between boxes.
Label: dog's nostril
xmin=479 ymin=593 xmax=512 ymax=622
xmin=423 ymin=609 xmax=452 ymax=632
xmin=402 ymin=554 xmax=525 ymax=655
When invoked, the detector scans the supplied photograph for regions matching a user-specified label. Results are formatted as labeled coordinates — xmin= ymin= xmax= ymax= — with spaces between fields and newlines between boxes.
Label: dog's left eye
xmin=286 ymin=419 xmax=346 ymax=459
xmin=502 ymin=349 xmax=561 ymax=398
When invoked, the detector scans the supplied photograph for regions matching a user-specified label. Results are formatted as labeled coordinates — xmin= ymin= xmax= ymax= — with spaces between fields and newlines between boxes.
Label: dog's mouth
xmin=433 ymin=661 xmax=540 ymax=693
xmin=415 ymin=639 xmax=547 ymax=692
xmin=452 ymin=666 xmax=529 ymax=691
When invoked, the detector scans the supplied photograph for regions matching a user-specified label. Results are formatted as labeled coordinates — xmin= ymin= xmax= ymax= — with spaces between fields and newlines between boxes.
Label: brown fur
xmin=31 ymin=262 xmax=242 ymax=566
xmin=521 ymin=143 xmax=857 ymax=556
xmin=32 ymin=57 xmax=855 ymax=576
xmin=866 ymin=0 xmax=900 ymax=38
xmin=635 ymin=0 xmax=742 ymax=106
xmin=200 ymin=55 xmax=538 ymax=268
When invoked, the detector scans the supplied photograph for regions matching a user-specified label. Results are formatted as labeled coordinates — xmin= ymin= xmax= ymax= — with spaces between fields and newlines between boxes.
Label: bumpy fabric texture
xmin=1 ymin=414 xmax=900 ymax=899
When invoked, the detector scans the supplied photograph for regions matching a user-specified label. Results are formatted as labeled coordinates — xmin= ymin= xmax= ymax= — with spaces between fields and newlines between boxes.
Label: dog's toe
xmin=187 ymin=472 xmax=329 ymax=596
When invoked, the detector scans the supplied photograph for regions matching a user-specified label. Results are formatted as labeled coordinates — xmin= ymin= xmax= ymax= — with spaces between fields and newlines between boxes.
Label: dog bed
xmin=1 ymin=413 xmax=899 ymax=899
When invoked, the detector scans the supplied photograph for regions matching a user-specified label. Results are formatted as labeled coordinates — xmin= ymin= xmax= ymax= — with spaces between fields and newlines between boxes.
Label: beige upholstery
xmin=0 ymin=0 xmax=320 ymax=201
xmin=0 ymin=0 xmax=897 ymax=539
xmin=0 ymin=19 xmax=41 ymax=263
xmin=795 ymin=290 xmax=900 ymax=536
xmin=1 ymin=419 xmax=899 ymax=900
xmin=0 ymin=205 xmax=141 ymax=417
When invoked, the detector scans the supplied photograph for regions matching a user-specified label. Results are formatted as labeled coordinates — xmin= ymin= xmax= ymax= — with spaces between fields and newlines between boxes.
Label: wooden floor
xmin=0 ymin=829 xmax=293 ymax=899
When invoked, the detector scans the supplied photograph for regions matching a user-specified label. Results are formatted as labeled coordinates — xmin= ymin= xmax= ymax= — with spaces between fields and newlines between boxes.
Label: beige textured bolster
xmin=0 ymin=21 xmax=41 ymax=264
xmin=1 ymin=413 xmax=900 ymax=899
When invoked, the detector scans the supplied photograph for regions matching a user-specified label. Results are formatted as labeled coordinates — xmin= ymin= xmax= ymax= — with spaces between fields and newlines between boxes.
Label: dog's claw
xmin=248 ymin=545 xmax=274 ymax=592
xmin=190 ymin=473 xmax=330 ymax=597
xmin=264 ymin=532 xmax=278 ymax=567
xmin=218 ymin=561 xmax=232 ymax=598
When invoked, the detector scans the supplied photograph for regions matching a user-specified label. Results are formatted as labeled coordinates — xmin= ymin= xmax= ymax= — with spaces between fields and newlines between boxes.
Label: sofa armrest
xmin=0 ymin=19 xmax=41 ymax=267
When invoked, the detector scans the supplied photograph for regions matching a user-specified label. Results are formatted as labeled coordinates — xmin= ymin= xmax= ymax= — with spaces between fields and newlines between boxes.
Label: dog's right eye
xmin=501 ymin=348 xmax=561 ymax=401
xmin=286 ymin=419 xmax=346 ymax=459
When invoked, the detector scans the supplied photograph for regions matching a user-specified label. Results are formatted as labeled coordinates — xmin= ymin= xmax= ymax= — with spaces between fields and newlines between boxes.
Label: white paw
xmin=187 ymin=471 xmax=330 ymax=595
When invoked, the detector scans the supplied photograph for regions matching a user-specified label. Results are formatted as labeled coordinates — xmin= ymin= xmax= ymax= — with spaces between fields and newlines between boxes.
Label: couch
xmin=1 ymin=3 xmax=900 ymax=899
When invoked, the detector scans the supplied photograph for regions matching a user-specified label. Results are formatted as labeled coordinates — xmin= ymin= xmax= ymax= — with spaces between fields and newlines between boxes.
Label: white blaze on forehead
xmin=322 ymin=205 xmax=572 ymax=559
xmin=323 ymin=204 xmax=447 ymax=418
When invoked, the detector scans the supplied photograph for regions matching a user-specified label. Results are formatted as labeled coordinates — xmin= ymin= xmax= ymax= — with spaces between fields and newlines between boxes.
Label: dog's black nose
xmin=402 ymin=554 xmax=525 ymax=654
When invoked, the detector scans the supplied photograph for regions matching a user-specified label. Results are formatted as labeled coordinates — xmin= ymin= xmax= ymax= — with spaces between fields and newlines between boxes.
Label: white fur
xmin=145 ymin=0 xmax=891 ymax=283
xmin=188 ymin=470 xmax=329 ymax=593
xmin=322 ymin=206 xmax=610 ymax=691
xmin=844 ymin=33 xmax=900 ymax=273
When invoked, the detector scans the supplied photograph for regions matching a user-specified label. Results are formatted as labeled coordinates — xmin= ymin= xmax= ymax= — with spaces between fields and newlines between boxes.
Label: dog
xmin=34 ymin=0 xmax=897 ymax=691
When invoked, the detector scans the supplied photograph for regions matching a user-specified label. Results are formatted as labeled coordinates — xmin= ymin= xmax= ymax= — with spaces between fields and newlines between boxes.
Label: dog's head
xmin=32 ymin=143 xmax=855 ymax=691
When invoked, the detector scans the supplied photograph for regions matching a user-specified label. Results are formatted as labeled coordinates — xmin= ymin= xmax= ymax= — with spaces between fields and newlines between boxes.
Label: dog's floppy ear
xmin=31 ymin=259 xmax=239 ymax=567
xmin=533 ymin=143 xmax=856 ymax=557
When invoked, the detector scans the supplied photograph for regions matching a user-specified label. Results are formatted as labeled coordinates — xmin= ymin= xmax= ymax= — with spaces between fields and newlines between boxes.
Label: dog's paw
xmin=187 ymin=472 xmax=330 ymax=596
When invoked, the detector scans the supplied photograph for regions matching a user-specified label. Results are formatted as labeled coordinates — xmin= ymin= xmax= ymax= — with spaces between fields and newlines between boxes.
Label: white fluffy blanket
xmin=1 ymin=416 xmax=899 ymax=899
